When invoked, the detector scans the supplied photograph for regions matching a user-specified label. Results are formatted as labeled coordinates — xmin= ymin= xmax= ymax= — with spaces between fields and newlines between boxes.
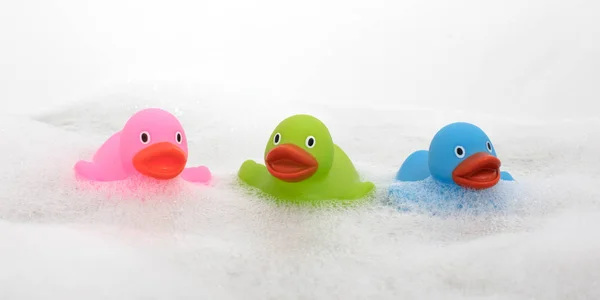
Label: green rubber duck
xmin=238 ymin=114 xmax=375 ymax=203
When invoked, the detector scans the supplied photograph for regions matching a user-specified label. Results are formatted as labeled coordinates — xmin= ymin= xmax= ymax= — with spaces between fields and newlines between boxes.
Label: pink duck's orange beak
xmin=132 ymin=142 xmax=187 ymax=180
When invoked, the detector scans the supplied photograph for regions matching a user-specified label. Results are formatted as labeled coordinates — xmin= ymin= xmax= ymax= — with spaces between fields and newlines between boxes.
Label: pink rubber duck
xmin=74 ymin=108 xmax=211 ymax=183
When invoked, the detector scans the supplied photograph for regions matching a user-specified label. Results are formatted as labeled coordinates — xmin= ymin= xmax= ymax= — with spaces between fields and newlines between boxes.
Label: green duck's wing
xmin=344 ymin=181 xmax=375 ymax=200
xmin=328 ymin=145 xmax=361 ymax=183
xmin=322 ymin=145 xmax=374 ymax=199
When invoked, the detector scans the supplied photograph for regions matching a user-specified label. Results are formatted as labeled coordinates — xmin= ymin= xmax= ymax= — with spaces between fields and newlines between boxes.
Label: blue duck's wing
xmin=500 ymin=171 xmax=514 ymax=181
xmin=395 ymin=150 xmax=430 ymax=182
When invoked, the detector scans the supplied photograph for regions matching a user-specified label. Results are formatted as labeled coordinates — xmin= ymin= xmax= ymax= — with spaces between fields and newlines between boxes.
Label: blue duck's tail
xmin=395 ymin=150 xmax=431 ymax=182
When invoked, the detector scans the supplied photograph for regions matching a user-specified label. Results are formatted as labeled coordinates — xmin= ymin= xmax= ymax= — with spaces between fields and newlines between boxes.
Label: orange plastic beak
xmin=452 ymin=152 xmax=501 ymax=190
xmin=265 ymin=144 xmax=318 ymax=182
xmin=132 ymin=142 xmax=187 ymax=180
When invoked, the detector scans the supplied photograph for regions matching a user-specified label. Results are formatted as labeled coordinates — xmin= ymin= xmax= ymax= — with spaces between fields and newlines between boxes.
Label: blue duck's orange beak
xmin=452 ymin=152 xmax=501 ymax=189
xmin=265 ymin=144 xmax=318 ymax=182
xmin=133 ymin=142 xmax=187 ymax=180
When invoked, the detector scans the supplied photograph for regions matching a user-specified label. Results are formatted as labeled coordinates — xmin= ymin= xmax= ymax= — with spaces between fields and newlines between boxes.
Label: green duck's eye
xmin=305 ymin=136 xmax=316 ymax=148
xmin=273 ymin=133 xmax=281 ymax=145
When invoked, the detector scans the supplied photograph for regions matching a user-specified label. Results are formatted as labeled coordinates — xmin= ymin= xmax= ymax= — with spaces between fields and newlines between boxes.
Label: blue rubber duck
xmin=388 ymin=122 xmax=516 ymax=214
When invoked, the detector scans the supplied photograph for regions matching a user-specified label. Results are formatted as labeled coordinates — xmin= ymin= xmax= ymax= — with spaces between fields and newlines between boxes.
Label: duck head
xmin=119 ymin=108 xmax=189 ymax=180
xmin=428 ymin=122 xmax=501 ymax=189
xmin=263 ymin=114 xmax=334 ymax=182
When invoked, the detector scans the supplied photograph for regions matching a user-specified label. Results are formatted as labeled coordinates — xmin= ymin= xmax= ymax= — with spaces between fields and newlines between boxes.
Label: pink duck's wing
xmin=181 ymin=166 xmax=212 ymax=183
xmin=74 ymin=132 xmax=129 ymax=182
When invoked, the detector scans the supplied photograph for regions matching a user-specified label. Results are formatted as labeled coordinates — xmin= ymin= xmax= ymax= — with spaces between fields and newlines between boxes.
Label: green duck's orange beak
xmin=132 ymin=142 xmax=187 ymax=180
xmin=452 ymin=152 xmax=501 ymax=190
xmin=266 ymin=144 xmax=318 ymax=182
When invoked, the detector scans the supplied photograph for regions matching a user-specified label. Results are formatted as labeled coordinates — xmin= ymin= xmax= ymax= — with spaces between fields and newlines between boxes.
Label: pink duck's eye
xmin=176 ymin=132 xmax=183 ymax=144
xmin=140 ymin=132 xmax=151 ymax=144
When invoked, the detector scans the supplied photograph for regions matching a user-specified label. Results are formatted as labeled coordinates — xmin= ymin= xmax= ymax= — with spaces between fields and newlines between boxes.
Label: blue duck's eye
xmin=455 ymin=146 xmax=465 ymax=158
xmin=486 ymin=141 xmax=493 ymax=152
xmin=273 ymin=133 xmax=281 ymax=145
xmin=305 ymin=136 xmax=316 ymax=148
xmin=140 ymin=131 xmax=151 ymax=144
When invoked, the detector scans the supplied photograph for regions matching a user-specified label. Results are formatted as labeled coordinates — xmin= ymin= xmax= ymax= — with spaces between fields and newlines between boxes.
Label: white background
xmin=1 ymin=0 xmax=599 ymax=299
